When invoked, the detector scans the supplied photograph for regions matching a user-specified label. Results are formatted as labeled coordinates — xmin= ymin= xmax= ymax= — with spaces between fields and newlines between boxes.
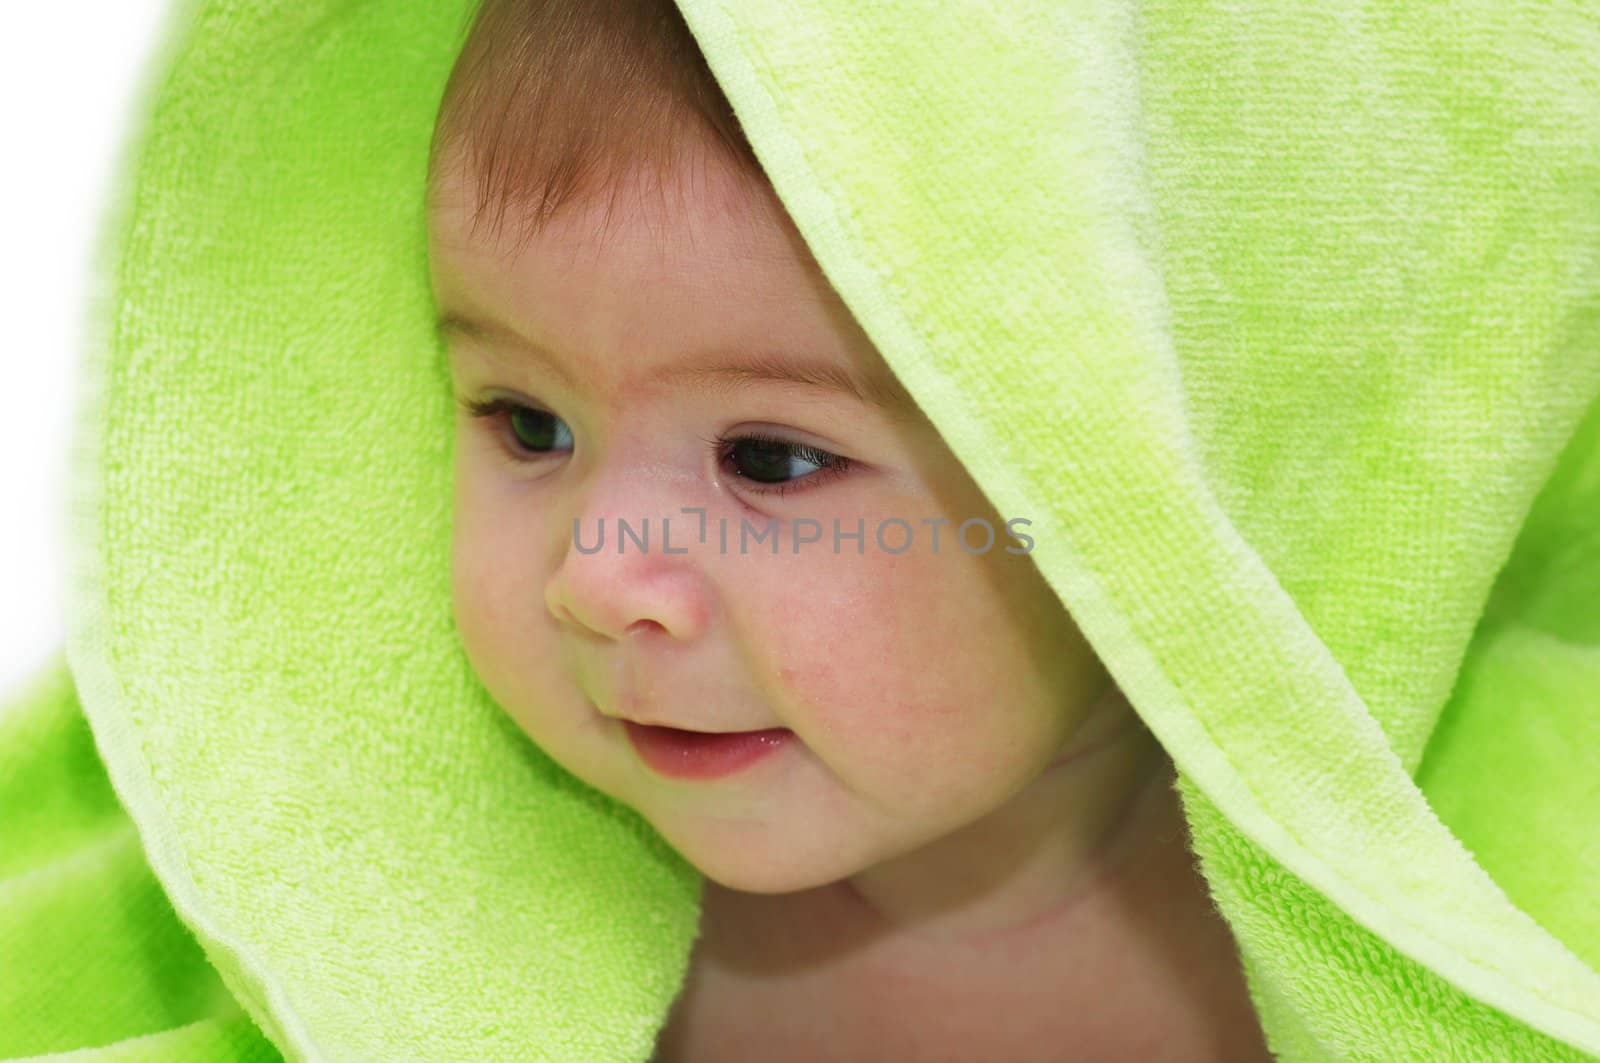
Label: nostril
xmin=626 ymin=618 xmax=667 ymax=637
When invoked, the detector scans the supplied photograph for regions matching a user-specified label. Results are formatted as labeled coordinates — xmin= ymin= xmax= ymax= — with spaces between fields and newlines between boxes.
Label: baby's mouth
xmin=621 ymin=720 xmax=793 ymax=781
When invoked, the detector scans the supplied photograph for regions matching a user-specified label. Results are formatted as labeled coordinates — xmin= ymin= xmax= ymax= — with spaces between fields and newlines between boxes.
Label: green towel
xmin=3 ymin=0 xmax=1599 ymax=1058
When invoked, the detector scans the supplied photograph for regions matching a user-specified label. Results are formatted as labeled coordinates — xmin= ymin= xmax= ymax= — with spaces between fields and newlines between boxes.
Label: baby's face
xmin=428 ymin=143 xmax=1111 ymax=893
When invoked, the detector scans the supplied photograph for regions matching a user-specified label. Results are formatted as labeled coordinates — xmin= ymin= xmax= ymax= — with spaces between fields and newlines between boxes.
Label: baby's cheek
xmin=763 ymin=550 xmax=978 ymax=755
xmin=772 ymin=543 xmax=1062 ymax=816
xmin=451 ymin=503 xmax=560 ymax=719
xmin=452 ymin=551 xmax=523 ymax=706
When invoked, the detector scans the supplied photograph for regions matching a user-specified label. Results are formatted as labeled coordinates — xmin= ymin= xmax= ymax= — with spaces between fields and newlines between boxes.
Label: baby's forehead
xmin=429 ymin=139 xmax=925 ymax=423
xmin=430 ymin=176 xmax=802 ymax=319
xmin=429 ymin=132 xmax=783 ymax=259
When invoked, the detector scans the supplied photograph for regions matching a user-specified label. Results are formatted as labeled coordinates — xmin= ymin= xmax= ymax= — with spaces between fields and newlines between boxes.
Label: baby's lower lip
xmin=622 ymin=721 xmax=792 ymax=781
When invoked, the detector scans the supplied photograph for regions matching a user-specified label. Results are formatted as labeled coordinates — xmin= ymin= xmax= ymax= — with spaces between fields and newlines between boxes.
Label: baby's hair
xmin=429 ymin=0 xmax=765 ymax=254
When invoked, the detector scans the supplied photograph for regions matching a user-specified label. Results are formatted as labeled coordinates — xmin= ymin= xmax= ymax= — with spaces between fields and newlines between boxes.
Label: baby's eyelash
xmin=703 ymin=431 xmax=853 ymax=499
xmin=456 ymin=395 xmax=514 ymax=421
xmin=456 ymin=394 xmax=852 ymax=498
xmin=455 ymin=395 xmax=561 ymax=463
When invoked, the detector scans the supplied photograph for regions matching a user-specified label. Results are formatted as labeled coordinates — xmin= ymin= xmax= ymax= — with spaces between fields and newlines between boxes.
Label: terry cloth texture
xmin=2 ymin=1 xmax=1598 ymax=1059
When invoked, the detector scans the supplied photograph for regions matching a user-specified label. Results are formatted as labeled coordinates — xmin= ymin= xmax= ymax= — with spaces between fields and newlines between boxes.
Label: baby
xmin=424 ymin=1 xmax=1267 ymax=1059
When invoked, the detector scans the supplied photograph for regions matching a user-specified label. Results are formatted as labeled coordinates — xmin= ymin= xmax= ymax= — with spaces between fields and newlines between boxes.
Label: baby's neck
xmin=805 ymin=683 xmax=1174 ymax=950
xmin=691 ymin=731 xmax=1185 ymax=973
xmin=680 ymin=756 xmax=1272 ymax=1062
xmin=808 ymin=737 xmax=1181 ymax=953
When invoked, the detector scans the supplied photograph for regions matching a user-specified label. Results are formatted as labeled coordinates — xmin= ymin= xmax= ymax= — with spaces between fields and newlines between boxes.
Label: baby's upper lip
xmin=593 ymin=690 xmax=781 ymax=735
xmin=589 ymin=665 xmax=784 ymax=733
xmin=588 ymin=687 xmax=694 ymax=730
xmin=625 ymin=718 xmax=759 ymax=735
xmin=621 ymin=712 xmax=692 ymax=730
xmin=616 ymin=706 xmax=769 ymax=734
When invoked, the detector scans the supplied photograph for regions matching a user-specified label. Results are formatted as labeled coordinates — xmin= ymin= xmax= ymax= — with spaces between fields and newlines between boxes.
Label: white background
xmin=1 ymin=4 xmax=173 ymax=700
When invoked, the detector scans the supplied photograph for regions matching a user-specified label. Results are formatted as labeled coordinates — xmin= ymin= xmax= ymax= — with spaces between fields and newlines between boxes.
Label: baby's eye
xmin=456 ymin=395 xmax=853 ymax=498
xmin=456 ymin=396 xmax=572 ymax=458
xmin=717 ymin=434 xmax=852 ymax=498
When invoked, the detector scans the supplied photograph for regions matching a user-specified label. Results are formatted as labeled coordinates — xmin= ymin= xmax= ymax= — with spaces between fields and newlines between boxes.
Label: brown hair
xmin=428 ymin=0 xmax=767 ymax=254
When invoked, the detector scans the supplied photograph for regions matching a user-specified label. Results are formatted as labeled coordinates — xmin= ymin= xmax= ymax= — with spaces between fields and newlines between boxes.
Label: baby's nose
xmin=543 ymin=511 xmax=711 ymax=644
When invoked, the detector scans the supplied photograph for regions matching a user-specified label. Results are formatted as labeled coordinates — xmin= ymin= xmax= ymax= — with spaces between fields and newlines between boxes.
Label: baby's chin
xmin=649 ymin=811 xmax=888 ymax=896
xmin=700 ymin=852 xmax=852 ymax=894
xmin=667 ymin=831 xmax=856 ymax=895
xmin=655 ymin=798 xmax=964 ymax=902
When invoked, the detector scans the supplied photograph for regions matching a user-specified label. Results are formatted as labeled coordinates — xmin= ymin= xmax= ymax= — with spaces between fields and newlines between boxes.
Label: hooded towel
xmin=3 ymin=0 xmax=1600 ymax=1059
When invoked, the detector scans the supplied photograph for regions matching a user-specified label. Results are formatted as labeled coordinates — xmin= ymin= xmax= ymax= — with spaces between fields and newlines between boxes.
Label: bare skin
xmin=651 ymin=712 xmax=1274 ymax=1062
xmin=427 ymin=136 xmax=1271 ymax=1061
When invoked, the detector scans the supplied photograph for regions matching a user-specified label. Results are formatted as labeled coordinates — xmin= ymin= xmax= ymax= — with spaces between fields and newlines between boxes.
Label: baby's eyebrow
xmin=437 ymin=311 xmax=918 ymax=418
